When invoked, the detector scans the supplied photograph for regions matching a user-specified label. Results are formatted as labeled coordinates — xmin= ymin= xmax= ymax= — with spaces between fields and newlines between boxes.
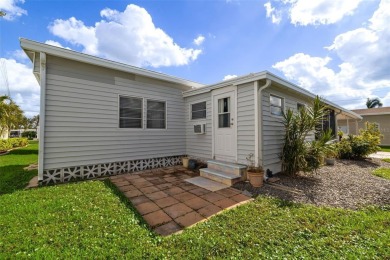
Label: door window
xmin=218 ymin=97 xmax=230 ymax=128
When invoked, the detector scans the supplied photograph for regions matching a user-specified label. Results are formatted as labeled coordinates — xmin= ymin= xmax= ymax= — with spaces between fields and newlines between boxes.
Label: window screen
xmin=270 ymin=95 xmax=283 ymax=116
xmin=147 ymin=100 xmax=166 ymax=129
xmin=191 ymin=101 xmax=206 ymax=120
xmin=119 ymin=96 xmax=142 ymax=128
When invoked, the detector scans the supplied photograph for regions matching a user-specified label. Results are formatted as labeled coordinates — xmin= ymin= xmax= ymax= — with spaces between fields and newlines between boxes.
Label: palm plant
xmin=281 ymin=96 xmax=327 ymax=176
xmin=366 ymin=98 xmax=383 ymax=108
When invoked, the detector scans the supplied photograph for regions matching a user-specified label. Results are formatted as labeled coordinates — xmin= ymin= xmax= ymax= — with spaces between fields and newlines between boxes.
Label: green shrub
xmin=0 ymin=138 xmax=29 ymax=152
xmin=336 ymin=122 xmax=381 ymax=159
xmin=281 ymin=96 xmax=328 ymax=175
xmin=21 ymin=131 xmax=37 ymax=139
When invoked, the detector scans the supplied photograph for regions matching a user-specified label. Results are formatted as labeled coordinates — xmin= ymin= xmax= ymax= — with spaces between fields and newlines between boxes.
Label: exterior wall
xmin=261 ymin=84 xmax=312 ymax=174
xmin=236 ymin=82 xmax=255 ymax=165
xmin=42 ymin=55 xmax=188 ymax=183
xmin=337 ymin=119 xmax=359 ymax=135
xmin=184 ymin=92 xmax=212 ymax=160
xmin=358 ymin=115 xmax=390 ymax=145
xmin=338 ymin=115 xmax=390 ymax=145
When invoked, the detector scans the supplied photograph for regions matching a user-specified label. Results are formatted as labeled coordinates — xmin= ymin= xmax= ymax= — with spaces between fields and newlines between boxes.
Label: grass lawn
xmin=379 ymin=146 xmax=390 ymax=152
xmin=1 ymin=142 xmax=389 ymax=258
xmin=0 ymin=181 xmax=389 ymax=258
xmin=0 ymin=141 xmax=38 ymax=195
xmin=373 ymin=167 xmax=390 ymax=180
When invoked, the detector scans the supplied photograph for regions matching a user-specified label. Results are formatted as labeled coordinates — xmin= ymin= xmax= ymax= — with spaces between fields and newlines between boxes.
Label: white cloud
xmin=0 ymin=0 xmax=27 ymax=21
xmin=264 ymin=2 xmax=282 ymax=24
xmin=273 ymin=0 xmax=390 ymax=108
xmin=194 ymin=35 xmax=205 ymax=46
xmin=0 ymin=58 xmax=40 ymax=117
xmin=264 ymin=0 xmax=363 ymax=26
xmin=44 ymin=40 xmax=71 ymax=50
xmin=48 ymin=4 xmax=202 ymax=67
xmin=223 ymin=74 xmax=238 ymax=81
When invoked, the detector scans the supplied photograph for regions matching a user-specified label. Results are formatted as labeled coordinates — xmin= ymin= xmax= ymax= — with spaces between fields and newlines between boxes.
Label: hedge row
xmin=0 ymin=138 xmax=29 ymax=153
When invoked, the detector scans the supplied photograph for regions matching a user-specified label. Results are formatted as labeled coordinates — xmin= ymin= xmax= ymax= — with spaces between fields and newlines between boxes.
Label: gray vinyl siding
xmin=261 ymin=84 xmax=312 ymax=173
xmin=44 ymin=55 xmax=188 ymax=170
xmin=184 ymin=93 xmax=212 ymax=160
xmin=237 ymin=82 xmax=255 ymax=164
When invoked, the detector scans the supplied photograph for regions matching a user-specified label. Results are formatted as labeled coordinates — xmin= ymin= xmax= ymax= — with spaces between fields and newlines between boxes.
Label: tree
xmin=0 ymin=96 xmax=25 ymax=138
xmin=366 ymin=98 xmax=383 ymax=108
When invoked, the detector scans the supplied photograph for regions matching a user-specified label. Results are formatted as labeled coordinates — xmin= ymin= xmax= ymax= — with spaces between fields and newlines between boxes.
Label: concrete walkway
xmin=369 ymin=151 xmax=390 ymax=159
xmin=109 ymin=166 xmax=252 ymax=236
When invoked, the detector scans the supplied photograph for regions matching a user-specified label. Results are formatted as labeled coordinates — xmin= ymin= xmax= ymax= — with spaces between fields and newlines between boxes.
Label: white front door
xmin=213 ymin=90 xmax=236 ymax=161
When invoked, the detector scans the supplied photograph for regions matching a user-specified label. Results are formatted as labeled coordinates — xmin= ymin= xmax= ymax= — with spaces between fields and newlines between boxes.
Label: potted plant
xmin=246 ymin=153 xmax=264 ymax=187
xmin=182 ymin=156 xmax=190 ymax=168
xmin=324 ymin=144 xmax=338 ymax=166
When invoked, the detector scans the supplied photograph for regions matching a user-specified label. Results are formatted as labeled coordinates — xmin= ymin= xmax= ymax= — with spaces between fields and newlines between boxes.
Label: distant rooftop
xmin=352 ymin=107 xmax=390 ymax=115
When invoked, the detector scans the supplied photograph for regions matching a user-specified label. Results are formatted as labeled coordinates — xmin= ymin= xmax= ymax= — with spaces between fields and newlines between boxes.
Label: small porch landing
xmin=199 ymin=160 xmax=247 ymax=186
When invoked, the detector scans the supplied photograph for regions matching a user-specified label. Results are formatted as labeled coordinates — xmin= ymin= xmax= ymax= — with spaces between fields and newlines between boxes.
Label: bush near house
xmin=0 ymin=138 xmax=29 ymax=153
xmin=337 ymin=122 xmax=381 ymax=159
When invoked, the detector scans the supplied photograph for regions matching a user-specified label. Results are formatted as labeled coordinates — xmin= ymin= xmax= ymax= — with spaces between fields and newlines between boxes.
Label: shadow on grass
xmin=0 ymin=165 xmax=37 ymax=195
xmin=102 ymin=179 xmax=153 ymax=234
xmin=7 ymin=148 xmax=38 ymax=156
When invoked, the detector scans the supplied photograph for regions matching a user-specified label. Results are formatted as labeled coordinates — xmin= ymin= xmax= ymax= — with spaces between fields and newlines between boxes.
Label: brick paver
xmin=143 ymin=210 xmax=172 ymax=227
xmin=109 ymin=167 xmax=251 ymax=236
xmin=164 ymin=203 xmax=193 ymax=219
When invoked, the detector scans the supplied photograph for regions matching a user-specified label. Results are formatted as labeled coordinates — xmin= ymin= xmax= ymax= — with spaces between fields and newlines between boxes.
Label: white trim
xmin=254 ymin=81 xmax=259 ymax=166
xmin=189 ymin=100 xmax=207 ymax=121
xmin=146 ymin=99 xmax=168 ymax=130
xmin=234 ymin=85 xmax=238 ymax=163
xmin=183 ymin=71 xmax=361 ymax=120
xmin=117 ymin=94 xmax=144 ymax=130
xmin=211 ymin=86 xmax=237 ymax=162
xmin=269 ymin=93 xmax=285 ymax=117
xmin=20 ymin=38 xmax=203 ymax=90
xmin=38 ymin=52 xmax=46 ymax=182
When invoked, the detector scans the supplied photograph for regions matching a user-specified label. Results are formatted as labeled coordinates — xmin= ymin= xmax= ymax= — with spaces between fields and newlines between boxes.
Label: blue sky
xmin=1 ymin=0 xmax=389 ymax=117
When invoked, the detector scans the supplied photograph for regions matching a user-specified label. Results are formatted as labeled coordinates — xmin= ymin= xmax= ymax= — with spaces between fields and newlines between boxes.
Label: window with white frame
xmin=191 ymin=101 xmax=206 ymax=120
xmin=270 ymin=95 xmax=284 ymax=116
xmin=297 ymin=103 xmax=305 ymax=111
xmin=119 ymin=96 xmax=143 ymax=128
xmin=147 ymin=100 xmax=166 ymax=129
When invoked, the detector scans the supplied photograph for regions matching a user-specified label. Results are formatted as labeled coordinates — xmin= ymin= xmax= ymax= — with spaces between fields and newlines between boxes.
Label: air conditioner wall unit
xmin=194 ymin=123 xmax=206 ymax=134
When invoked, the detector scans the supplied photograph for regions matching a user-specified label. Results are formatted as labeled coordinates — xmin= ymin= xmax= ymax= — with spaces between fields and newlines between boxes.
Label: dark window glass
xmin=218 ymin=97 xmax=230 ymax=128
xmin=119 ymin=96 xmax=142 ymax=128
xmin=147 ymin=100 xmax=166 ymax=129
xmin=270 ymin=95 xmax=283 ymax=116
xmin=191 ymin=101 xmax=206 ymax=119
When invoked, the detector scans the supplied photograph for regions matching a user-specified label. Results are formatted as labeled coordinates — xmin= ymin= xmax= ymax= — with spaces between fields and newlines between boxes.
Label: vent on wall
xmin=194 ymin=124 xmax=206 ymax=134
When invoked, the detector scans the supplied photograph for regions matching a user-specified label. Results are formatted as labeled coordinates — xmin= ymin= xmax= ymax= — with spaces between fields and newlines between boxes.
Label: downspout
xmin=255 ymin=79 xmax=271 ymax=167
xmin=38 ymin=52 xmax=46 ymax=183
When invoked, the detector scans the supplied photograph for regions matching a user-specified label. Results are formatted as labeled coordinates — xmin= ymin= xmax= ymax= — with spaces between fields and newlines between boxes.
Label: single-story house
xmin=20 ymin=39 xmax=361 ymax=185
xmin=338 ymin=107 xmax=390 ymax=145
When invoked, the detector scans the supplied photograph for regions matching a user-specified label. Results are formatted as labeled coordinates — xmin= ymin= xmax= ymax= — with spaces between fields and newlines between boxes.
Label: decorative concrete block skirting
xmin=42 ymin=155 xmax=185 ymax=185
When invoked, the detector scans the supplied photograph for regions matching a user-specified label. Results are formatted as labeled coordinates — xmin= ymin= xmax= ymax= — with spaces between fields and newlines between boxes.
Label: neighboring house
xmin=338 ymin=107 xmax=390 ymax=146
xmin=9 ymin=129 xmax=38 ymax=138
xmin=20 ymin=39 xmax=361 ymax=185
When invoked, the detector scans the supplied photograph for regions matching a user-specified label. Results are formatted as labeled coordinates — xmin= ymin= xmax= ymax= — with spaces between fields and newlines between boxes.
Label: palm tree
xmin=366 ymin=98 xmax=383 ymax=108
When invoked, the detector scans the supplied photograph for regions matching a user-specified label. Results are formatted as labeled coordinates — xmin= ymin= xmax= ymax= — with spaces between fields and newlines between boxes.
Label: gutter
xmin=255 ymin=79 xmax=272 ymax=167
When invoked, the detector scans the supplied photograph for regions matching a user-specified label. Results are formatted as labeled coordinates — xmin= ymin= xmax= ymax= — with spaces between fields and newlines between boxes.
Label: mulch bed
xmin=234 ymin=158 xmax=390 ymax=210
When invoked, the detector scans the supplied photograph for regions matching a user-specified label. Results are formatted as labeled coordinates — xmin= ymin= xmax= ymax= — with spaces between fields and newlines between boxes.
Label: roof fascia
xmin=20 ymin=38 xmax=203 ymax=90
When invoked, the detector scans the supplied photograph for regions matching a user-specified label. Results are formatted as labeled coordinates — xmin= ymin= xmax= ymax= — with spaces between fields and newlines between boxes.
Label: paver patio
xmin=109 ymin=166 xmax=252 ymax=236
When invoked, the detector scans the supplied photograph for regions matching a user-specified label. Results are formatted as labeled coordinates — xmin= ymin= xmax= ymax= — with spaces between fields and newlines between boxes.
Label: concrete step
xmin=200 ymin=168 xmax=243 ymax=186
xmin=207 ymin=160 xmax=247 ymax=177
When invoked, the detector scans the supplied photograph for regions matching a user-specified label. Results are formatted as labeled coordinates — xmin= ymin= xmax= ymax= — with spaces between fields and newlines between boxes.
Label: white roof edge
xmin=19 ymin=38 xmax=204 ymax=89
xmin=355 ymin=112 xmax=390 ymax=116
xmin=183 ymin=70 xmax=361 ymax=119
